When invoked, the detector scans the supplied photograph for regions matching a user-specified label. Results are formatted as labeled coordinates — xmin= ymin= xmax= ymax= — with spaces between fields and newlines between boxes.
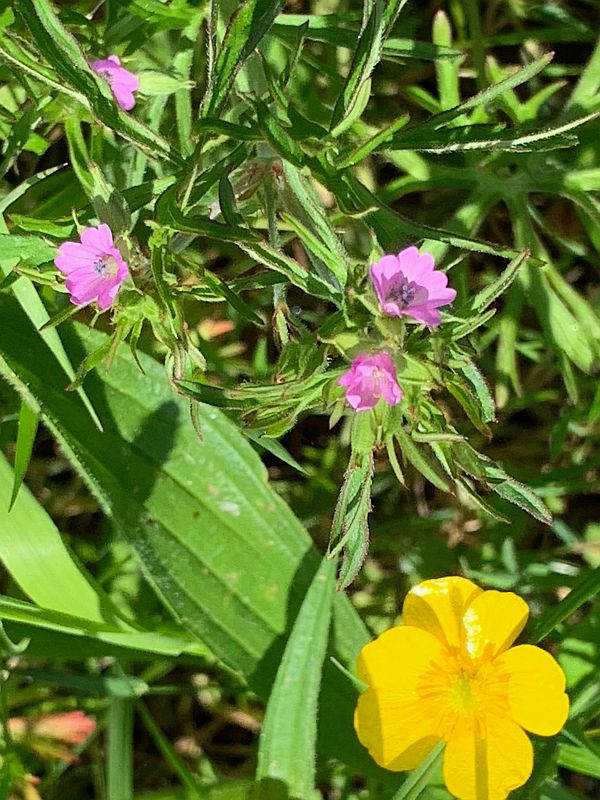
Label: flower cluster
xmin=338 ymin=247 xmax=456 ymax=411
xmin=53 ymin=53 xmax=138 ymax=311
xmin=354 ymin=577 xmax=568 ymax=800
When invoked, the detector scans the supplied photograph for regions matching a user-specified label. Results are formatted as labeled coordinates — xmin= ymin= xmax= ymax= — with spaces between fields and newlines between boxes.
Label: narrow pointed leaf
xmin=254 ymin=558 xmax=336 ymax=798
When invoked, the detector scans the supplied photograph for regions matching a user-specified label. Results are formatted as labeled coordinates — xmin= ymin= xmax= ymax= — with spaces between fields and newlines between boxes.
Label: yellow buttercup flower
xmin=354 ymin=576 xmax=569 ymax=800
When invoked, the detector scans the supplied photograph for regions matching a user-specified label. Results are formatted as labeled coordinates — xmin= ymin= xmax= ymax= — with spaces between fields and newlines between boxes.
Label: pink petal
xmin=111 ymin=86 xmax=136 ymax=111
xmin=96 ymin=223 xmax=115 ymax=251
xmin=399 ymin=249 xmax=435 ymax=283
xmin=97 ymin=280 xmax=122 ymax=309
xmin=407 ymin=306 xmax=442 ymax=327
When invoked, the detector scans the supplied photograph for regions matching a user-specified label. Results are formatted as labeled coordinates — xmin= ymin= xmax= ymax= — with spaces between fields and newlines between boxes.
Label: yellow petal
xmin=402 ymin=577 xmax=482 ymax=650
xmin=495 ymin=644 xmax=569 ymax=735
xmin=356 ymin=624 xmax=445 ymax=689
xmin=354 ymin=626 xmax=446 ymax=770
xmin=443 ymin=714 xmax=533 ymax=800
xmin=463 ymin=591 xmax=529 ymax=659
xmin=355 ymin=688 xmax=442 ymax=770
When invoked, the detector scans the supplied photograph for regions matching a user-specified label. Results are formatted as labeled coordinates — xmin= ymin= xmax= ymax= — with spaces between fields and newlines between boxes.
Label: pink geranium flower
xmin=338 ymin=353 xmax=403 ymax=411
xmin=370 ymin=246 xmax=456 ymax=327
xmin=91 ymin=55 xmax=139 ymax=111
xmin=55 ymin=224 xmax=129 ymax=310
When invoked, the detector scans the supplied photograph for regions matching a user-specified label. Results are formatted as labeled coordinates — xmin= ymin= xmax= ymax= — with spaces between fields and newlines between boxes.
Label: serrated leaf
xmin=406 ymin=51 xmax=555 ymax=133
xmin=456 ymin=358 xmax=496 ymax=423
xmin=446 ymin=376 xmax=492 ymax=437
xmin=281 ymin=162 xmax=349 ymax=285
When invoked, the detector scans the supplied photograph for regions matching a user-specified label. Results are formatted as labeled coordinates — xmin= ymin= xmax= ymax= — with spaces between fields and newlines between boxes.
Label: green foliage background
xmin=0 ymin=0 xmax=599 ymax=798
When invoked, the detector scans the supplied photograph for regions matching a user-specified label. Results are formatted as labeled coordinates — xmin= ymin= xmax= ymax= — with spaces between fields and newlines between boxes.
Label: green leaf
xmin=391 ymin=741 xmax=445 ymax=800
xmin=445 ymin=376 xmax=492 ymax=437
xmin=484 ymin=467 xmax=552 ymax=525
xmin=194 ymin=118 xmax=262 ymax=141
xmin=8 ymin=400 xmax=38 ymax=510
xmin=389 ymin=119 xmax=594 ymax=153
xmin=280 ymin=212 xmax=345 ymax=289
xmin=0 ymin=233 xmax=56 ymax=267
xmin=281 ymin=162 xmax=349 ymax=286
xmin=155 ymin=184 xmax=260 ymax=244
xmin=0 ymin=595 xmax=206 ymax=659
xmin=0 ymin=103 xmax=42 ymax=179
xmin=458 ymin=359 xmax=496 ymax=424
xmin=532 ymin=565 xmax=600 ymax=643
xmin=394 ymin=428 xmax=455 ymax=494
xmin=272 ymin=16 xmax=459 ymax=62
xmin=337 ymin=113 xmax=410 ymax=167
xmin=556 ymin=744 xmax=600 ymax=780
xmin=0 ymin=294 xmax=375 ymax=771
xmin=470 ymin=249 xmax=529 ymax=313
xmin=137 ymin=701 xmax=205 ymax=799
xmin=237 ymin=239 xmax=342 ymax=303
xmin=330 ymin=1 xmax=384 ymax=131
xmin=0 ymin=451 xmax=111 ymax=623
xmin=255 ymin=99 xmax=306 ymax=167
xmin=14 ymin=0 xmax=179 ymax=164
xmin=525 ymin=265 xmax=597 ymax=374
xmin=254 ymin=558 xmax=336 ymax=799
xmin=328 ymin=452 xmax=374 ymax=590
xmin=406 ymin=51 xmax=555 ymax=132
xmin=203 ymin=0 xmax=286 ymax=118
xmin=107 ymin=696 xmax=134 ymax=800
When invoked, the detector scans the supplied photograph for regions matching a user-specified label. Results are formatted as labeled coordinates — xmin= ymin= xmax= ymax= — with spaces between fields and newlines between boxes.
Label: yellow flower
xmin=354 ymin=576 xmax=569 ymax=800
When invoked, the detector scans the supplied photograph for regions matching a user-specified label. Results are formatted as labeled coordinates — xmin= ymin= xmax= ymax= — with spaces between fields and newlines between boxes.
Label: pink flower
xmin=338 ymin=353 xmax=403 ymax=411
xmin=370 ymin=246 xmax=456 ymax=327
xmin=91 ymin=55 xmax=139 ymax=111
xmin=9 ymin=711 xmax=96 ymax=746
xmin=55 ymin=224 xmax=129 ymax=309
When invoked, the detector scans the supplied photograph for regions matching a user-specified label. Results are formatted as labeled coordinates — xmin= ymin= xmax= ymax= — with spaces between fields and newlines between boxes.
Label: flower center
xmin=417 ymin=651 xmax=510 ymax=738
xmin=93 ymin=255 xmax=119 ymax=278
xmin=448 ymin=669 xmax=486 ymax=716
xmin=386 ymin=275 xmax=428 ymax=308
